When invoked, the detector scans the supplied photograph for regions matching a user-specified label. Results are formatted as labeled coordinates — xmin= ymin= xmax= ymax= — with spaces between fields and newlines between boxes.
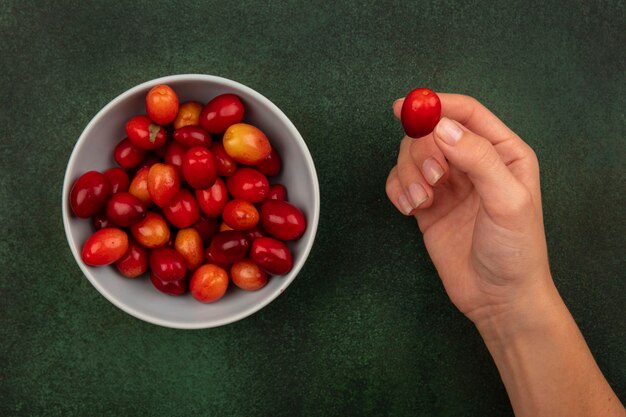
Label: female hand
xmin=387 ymin=94 xmax=626 ymax=417
xmin=386 ymin=93 xmax=551 ymax=327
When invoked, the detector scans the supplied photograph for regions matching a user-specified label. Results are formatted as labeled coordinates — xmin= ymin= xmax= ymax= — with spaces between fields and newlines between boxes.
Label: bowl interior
xmin=63 ymin=75 xmax=319 ymax=329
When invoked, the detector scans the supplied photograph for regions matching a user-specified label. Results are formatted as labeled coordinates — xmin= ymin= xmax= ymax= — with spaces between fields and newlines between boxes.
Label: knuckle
xmin=506 ymin=188 xmax=534 ymax=216
xmin=409 ymin=137 xmax=438 ymax=161
xmin=385 ymin=168 xmax=400 ymax=198
xmin=473 ymin=138 xmax=498 ymax=168
xmin=514 ymin=140 xmax=537 ymax=160
xmin=463 ymin=95 xmax=481 ymax=108
xmin=385 ymin=182 xmax=395 ymax=199
xmin=526 ymin=146 xmax=539 ymax=167
xmin=515 ymin=142 xmax=540 ymax=173
xmin=399 ymin=135 xmax=412 ymax=151
xmin=461 ymin=95 xmax=481 ymax=115
xmin=397 ymin=137 xmax=412 ymax=163
xmin=409 ymin=140 xmax=422 ymax=161
xmin=396 ymin=163 xmax=416 ymax=180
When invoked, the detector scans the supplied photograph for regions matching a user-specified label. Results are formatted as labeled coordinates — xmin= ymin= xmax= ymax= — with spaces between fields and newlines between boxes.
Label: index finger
xmin=393 ymin=93 xmax=517 ymax=144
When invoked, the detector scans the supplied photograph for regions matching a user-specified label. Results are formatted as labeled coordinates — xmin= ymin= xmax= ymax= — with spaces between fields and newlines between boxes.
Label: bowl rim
xmin=62 ymin=74 xmax=320 ymax=329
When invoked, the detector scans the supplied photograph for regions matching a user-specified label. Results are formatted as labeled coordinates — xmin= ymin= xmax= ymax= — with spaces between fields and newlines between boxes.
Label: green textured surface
xmin=1 ymin=1 xmax=625 ymax=416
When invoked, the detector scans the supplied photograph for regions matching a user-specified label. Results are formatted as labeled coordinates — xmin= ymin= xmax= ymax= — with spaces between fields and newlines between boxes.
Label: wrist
xmin=471 ymin=275 xmax=624 ymax=417
xmin=473 ymin=275 xmax=566 ymax=347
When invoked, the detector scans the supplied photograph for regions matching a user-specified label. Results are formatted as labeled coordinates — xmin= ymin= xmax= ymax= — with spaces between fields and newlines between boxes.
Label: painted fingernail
xmin=436 ymin=117 xmax=463 ymax=145
xmin=422 ymin=158 xmax=444 ymax=185
xmin=398 ymin=194 xmax=413 ymax=215
xmin=408 ymin=183 xmax=428 ymax=208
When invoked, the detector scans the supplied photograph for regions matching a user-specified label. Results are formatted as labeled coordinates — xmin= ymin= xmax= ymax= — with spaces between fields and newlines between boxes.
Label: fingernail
xmin=398 ymin=194 xmax=413 ymax=215
xmin=436 ymin=117 xmax=463 ymax=145
xmin=422 ymin=158 xmax=444 ymax=185
xmin=408 ymin=183 xmax=429 ymax=208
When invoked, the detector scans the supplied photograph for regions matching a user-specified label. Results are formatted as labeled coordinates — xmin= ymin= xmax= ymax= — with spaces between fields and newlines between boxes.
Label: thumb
xmin=433 ymin=117 xmax=527 ymax=215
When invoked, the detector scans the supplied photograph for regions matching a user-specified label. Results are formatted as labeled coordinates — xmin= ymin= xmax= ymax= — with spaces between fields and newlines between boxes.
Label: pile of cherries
xmin=70 ymin=85 xmax=306 ymax=303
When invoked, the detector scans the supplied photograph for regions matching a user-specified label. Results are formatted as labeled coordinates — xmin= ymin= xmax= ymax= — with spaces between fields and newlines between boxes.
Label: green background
xmin=1 ymin=1 xmax=624 ymax=416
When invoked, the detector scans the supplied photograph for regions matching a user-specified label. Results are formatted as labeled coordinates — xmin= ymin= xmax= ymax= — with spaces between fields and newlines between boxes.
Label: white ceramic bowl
xmin=62 ymin=74 xmax=319 ymax=329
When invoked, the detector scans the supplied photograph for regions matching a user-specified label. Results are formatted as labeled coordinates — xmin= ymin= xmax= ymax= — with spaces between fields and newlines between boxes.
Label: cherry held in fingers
xmin=401 ymin=88 xmax=441 ymax=138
